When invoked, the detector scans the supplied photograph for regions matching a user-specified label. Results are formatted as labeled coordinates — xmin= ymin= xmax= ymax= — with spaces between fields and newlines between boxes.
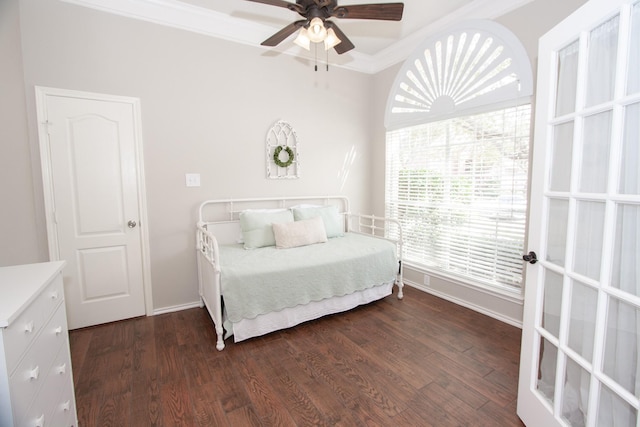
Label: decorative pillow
xmin=272 ymin=216 xmax=328 ymax=249
xmin=292 ymin=205 xmax=344 ymax=238
xmin=239 ymin=209 xmax=294 ymax=249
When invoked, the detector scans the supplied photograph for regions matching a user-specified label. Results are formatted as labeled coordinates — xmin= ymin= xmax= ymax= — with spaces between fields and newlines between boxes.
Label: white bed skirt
xmin=227 ymin=281 xmax=394 ymax=342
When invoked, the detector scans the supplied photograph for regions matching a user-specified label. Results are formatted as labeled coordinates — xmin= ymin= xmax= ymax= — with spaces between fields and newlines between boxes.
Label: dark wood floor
xmin=69 ymin=286 xmax=525 ymax=426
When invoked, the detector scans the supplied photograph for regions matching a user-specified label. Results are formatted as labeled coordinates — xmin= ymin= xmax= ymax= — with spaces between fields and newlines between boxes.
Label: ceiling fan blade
xmin=332 ymin=3 xmax=404 ymax=21
xmin=325 ymin=22 xmax=355 ymax=54
xmin=261 ymin=20 xmax=306 ymax=46
xmin=245 ymin=0 xmax=303 ymax=14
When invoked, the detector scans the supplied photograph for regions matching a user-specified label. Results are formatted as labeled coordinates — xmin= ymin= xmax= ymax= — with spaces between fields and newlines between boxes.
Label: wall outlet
xmin=185 ymin=173 xmax=200 ymax=187
xmin=423 ymin=275 xmax=431 ymax=286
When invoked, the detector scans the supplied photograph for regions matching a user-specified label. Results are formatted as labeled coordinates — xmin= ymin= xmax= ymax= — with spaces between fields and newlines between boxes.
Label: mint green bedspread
xmin=219 ymin=232 xmax=398 ymax=322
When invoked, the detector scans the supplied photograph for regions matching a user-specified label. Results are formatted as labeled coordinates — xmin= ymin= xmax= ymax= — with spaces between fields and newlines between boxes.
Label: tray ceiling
xmin=61 ymin=0 xmax=532 ymax=73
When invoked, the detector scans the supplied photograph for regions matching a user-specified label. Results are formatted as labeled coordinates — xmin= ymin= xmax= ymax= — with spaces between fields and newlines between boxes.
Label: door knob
xmin=523 ymin=251 xmax=538 ymax=264
xmin=127 ymin=220 xmax=137 ymax=228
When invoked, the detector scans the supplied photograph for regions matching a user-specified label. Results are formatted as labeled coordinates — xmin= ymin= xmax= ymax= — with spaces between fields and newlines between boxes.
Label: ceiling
xmin=62 ymin=0 xmax=532 ymax=73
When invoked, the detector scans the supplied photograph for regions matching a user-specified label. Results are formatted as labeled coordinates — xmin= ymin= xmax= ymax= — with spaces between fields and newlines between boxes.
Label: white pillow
xmin=272 ymin=216 xmax=328 ymax=249
xmin=292 ymin=205 xmax=344 ymax=238
xmin=239 ymin=209 xmax=294 ymax=249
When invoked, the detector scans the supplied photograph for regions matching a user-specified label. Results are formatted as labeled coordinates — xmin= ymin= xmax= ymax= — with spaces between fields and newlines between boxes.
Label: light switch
xmin=185 ymin=173 xmax=200 ymax=187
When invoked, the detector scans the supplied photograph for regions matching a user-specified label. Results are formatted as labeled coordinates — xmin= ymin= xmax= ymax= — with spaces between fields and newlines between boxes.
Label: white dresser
xmin=0 ymin=261 xmax=77 ymax=427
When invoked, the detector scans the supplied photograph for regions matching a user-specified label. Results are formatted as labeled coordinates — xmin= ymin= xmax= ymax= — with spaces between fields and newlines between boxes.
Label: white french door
xmin=517 ymin=0 xmax=640 ymax=426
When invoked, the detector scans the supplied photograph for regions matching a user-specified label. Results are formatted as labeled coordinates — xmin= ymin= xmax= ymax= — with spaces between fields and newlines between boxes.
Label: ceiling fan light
xmin=294 ymin=28 xmax=310 ymax=50
xmin=324 ymin=28 xmax=341 ymax=50
xmin=307 ymin=17 xmax=327 ymax=43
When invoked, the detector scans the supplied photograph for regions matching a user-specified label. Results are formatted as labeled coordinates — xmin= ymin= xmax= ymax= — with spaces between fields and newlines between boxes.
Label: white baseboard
xmin=153 ymin=300 xmax=203 ymax=316
xmin=405 ymin=280 xmax=523 ymax=328
xmin=151 ymin=282 xmax=523 ymax=329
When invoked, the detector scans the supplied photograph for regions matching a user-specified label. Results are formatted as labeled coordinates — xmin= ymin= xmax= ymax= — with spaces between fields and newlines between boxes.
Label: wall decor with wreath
xmin=266 ymin=120 xmax=299 ymax=179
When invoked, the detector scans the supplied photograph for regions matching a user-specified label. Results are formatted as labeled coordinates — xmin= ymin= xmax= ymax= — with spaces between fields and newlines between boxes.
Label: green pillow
xmin=239 ymin=209 xmax=294 ymax=249
xmin=292 ymin=205 xmax=344 ymax=238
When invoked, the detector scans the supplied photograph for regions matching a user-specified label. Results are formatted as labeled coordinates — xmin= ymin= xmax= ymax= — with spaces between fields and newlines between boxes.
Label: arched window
xmin=385 ymin=20 xmax=533 ymax=293
xmin=386 ymin=20 xmax=532 ymax=129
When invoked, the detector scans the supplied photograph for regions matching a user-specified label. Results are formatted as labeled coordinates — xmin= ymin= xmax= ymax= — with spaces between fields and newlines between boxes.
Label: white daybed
xmin=196 ymin=196 xmax=403 ymax=350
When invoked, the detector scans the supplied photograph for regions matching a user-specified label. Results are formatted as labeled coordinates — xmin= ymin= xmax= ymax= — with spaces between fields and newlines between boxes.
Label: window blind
xmin=386 ymin=105 xmax=531 ymax=290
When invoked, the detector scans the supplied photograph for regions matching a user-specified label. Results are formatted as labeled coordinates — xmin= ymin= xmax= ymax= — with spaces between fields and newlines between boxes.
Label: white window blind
xmin=386 ymin=105 xmax=531 ymax=290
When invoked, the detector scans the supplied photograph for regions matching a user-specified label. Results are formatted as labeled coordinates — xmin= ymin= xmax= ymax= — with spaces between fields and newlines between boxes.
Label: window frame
xmin=386 ymin=104 xmax=531 ymax=294
xmin=384 ymin=20 xmax=534 ymax=296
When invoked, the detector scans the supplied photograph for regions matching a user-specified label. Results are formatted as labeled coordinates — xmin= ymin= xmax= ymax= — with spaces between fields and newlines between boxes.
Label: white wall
xmin=0 ymin=0 xmax=45 ymax=266
xmin=10 ymin=0 xmax=375 ymax=311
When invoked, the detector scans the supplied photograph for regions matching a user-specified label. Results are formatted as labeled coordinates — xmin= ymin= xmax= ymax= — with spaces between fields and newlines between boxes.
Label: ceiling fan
xmin=246 ymin=0 xmax=404 ymax=54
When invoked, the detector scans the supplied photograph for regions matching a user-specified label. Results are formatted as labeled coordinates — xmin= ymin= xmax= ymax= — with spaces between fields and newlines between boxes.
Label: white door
xmin=518 ymin=0 xmax=640 ymax=426
xmin=36 ymin=88 xmax=152 ymax=330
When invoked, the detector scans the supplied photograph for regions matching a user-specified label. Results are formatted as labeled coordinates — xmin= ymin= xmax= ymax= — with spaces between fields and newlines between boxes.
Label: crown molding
xmin=61 ymin=0 xmax=533 ymax=75
xmin=61 ymin=0 xmax=272 ymax=46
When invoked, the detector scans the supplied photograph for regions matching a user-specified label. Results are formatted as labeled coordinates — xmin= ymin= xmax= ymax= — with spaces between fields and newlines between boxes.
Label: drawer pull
xmin=61 ymin=400 xmax=71 ymax=411
xmin=25 ymin=321 xmax=34 ymax=333
xmin=55 ymin=326 xmax=63 ymax=335
xmin=35 ymin=414 xmax=45 ymax=427
xmin=29 ymin=366 xmax=40 ymax=380
xmin=57 ymin=363 xmax=67 ymax=375
xmin=50 ymin=290 xmax=59 ymax=300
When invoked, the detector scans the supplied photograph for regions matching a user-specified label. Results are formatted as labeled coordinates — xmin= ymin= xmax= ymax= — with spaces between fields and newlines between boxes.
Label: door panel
xmin=518 ymin=0 xmax=640 ymax=426
xmin=69 ymin=115 xmax=124 ymax=234
xmin=38 ymin=90 xmax=148 ymax=329
xmin=78 ymin=246 xmax=130 ymax=300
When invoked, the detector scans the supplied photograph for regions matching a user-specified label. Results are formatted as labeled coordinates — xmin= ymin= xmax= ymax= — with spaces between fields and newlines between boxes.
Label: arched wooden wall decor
xmin=266 ymin=120 xmax=300 ymax=179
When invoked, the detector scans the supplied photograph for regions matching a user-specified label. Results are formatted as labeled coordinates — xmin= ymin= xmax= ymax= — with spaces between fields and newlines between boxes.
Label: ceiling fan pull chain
xmin=314 ymin=43 xmax=318 ymax=71
xmin=326 ymin=48 xmax=329 ymax=71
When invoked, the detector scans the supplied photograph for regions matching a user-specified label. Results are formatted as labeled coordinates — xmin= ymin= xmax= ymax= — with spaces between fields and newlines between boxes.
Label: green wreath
xmin=273 ymin=145 xmax=295 ymax=168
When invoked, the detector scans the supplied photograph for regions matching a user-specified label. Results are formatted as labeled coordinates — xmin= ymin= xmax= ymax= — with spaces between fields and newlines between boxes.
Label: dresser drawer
xmin=38 ymin=274 xmax=65 ymax=324
xmin=2 ymin=299 xmax=45 ymax=376
xmin=9 ymin=304 xmax=68 ymax=424
xmin=3 ymin=274 xmax=64 ymax=373
xmin=19 ymin=343 xmax=75 ymax=427
xmin=48 ymin=378 xmax=77 ymax=427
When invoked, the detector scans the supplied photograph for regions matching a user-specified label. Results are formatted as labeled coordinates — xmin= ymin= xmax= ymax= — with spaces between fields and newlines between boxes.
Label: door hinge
xmin=43 ymin=120 xmax=53 ymax=135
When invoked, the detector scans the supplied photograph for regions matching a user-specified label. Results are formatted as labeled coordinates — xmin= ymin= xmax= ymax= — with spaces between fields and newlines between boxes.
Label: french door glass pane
xmin=568 ymin=281 xmax=597 ymax=362
xmin=619 ymin=103 xmax=640 ymax=194
xmin=542 ymin=270 xmax=564 ymax=338
xmin=562 ymin=357 xmax=590 ymax=427
xmin=574 ymin=201 xmax=605 ymax=280
xmin=604 ymin=296 xmax=639 ymax=395
xmin=598 ymin=384 xmax=637 ymax=427
xmin=628 ymin=2 xmax=640 ymax=94
xmin=612 ymin=203 xmax=640 ymax=297
xmin=555 ymin=41 xmax=579 ymax=116
xmin=537 ymin=336 xmax=558 ymax=404
xmin=547 ymin=199 xmax=569 ymax=266
xmin=580 ymin=111 xmax=612 ymax=193
xmin=586 ymin=16 xmax=619 ymax=107
xmin=550 ymin=122 xmax=574 ymax=192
